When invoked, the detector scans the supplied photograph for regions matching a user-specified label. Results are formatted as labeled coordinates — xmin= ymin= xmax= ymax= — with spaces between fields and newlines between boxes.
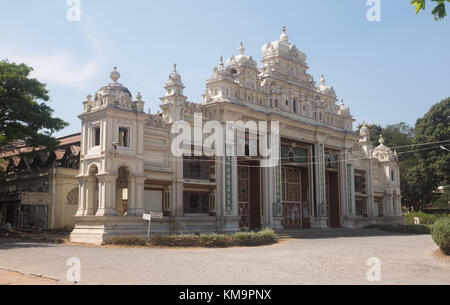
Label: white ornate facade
xmin=70 ymin=28 xmax=402 ymax=244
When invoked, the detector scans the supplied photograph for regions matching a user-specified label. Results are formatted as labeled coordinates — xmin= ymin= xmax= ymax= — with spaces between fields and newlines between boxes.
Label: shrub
xmin=405 ymin=212 xmax=450 ymax=225
xmin=432 ymin=218 xmax=450 ymax=254
xmin=106 ymin=229 xmax=277 ymax=248
xmin=365 ymin=224 xmax=432 ymax=234
xmin=232 ymin=228 xmax=277 ymax=246
xmin=104 ymin=235 xmax=147 ymax=246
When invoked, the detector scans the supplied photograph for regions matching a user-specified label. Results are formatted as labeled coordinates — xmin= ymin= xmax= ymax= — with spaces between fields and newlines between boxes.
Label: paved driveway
xmin=0 ymin=234 xmax=448 ymax=285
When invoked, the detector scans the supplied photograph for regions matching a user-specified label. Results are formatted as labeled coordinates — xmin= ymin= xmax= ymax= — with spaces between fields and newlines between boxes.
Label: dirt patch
xmin=432 ymin=249 xmax=450 ymax=263
xmin=0 ymin=269 xmax=59 ymax=285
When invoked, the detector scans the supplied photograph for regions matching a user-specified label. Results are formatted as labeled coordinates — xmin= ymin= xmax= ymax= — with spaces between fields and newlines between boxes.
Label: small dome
xmin=374 ymin=135 xmax=394 ymax=159
xmin=94 ymin=67 xmax=132 ymax=105
xmin=95 ymin=67 xmax=132 ymax=102
xmin=261 ymin=28 xmax=307 ymax=64
xmin=360 ymin=122 xmax=370 ymax=137
xmin=226 ymin=42 xmax=257 ymax=68
xmin=318 ymin=74 xmax=336 ymax=96
xmin=338 ymin=99 xmax=350 ymax=116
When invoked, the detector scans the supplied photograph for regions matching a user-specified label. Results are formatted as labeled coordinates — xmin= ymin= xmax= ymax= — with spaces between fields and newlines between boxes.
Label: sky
xmin=0 ymin=0 xmax=449 ymax=136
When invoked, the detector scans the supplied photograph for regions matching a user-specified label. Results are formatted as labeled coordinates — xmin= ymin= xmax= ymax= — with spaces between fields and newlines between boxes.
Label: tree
xmin=411 ymin=0 xmax=449 ymax=21
xmin=414 ymin=98 xmax=450 ymax=186
xmin=434 ymin=186 xmax=450 ymax=209
xmin=0 ymin=60 xmax=68 ymax=153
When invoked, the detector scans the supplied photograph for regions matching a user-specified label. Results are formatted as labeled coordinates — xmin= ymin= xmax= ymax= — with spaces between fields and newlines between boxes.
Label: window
xmin=93 ymin=126 xmax=101 ymax=147
xmin=356 ymin=199 xmax=368 ymax=217
xmin=183 ymin=156 xmax=211 ymax=180
xmin=378 ymin=201 xmax=384 ymax=217
xmin=183 ymin=192 xmax=209 ymax=214
xmin=391 ymin=170 xmax=395 ymax=182
xmin=118 ymin=127 xmax=130 ymax=147
xmin=354 ymin=171 xmax=366 ymax=194
xmin=293 ymin=99 xmax=297 ymax=113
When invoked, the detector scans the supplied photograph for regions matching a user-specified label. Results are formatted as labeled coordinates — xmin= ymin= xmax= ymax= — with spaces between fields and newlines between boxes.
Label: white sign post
xmin=143 ymin=212 xmax=163 ymax=239
xmin=143 ymin=213 xmax=152 ymax=239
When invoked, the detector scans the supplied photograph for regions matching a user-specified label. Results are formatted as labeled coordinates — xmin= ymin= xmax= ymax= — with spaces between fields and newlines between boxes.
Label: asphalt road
xmin=0 ymin=234 xmax=448 ymax=285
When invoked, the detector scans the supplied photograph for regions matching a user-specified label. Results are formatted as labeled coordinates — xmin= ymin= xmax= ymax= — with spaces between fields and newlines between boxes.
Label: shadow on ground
xmin=276 ymin=228 xmax=429 ymax=240
xmin=0 ymin=239 xmax=61 ymax=250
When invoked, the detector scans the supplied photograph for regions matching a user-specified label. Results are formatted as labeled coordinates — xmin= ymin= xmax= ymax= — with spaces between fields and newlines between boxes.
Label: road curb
xmin=0 ymin=267 xmax=60 ymax=283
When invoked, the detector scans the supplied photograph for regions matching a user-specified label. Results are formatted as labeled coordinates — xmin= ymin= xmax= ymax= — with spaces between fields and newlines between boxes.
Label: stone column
xmin=75 ymin=177 xmax=86 ymax=217
xmin=215 ymin=156 xmax=224 ymax=218
xmin=175 ymin=155 xmax=184 ymax=217
xmin=96 ymin=174 xmax=117 ymax=216
xmin=127 ymin=176 xmax=137 ymax=215
xmin=314 ymin=142 xmax=327 ymax=218
xmin=85 ymin=176 xmax=96 ymax=216
xmin=135 ymin=176 xmax=145 ymax=216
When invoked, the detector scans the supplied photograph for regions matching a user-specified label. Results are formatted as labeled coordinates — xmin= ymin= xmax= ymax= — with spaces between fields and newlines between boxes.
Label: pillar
xmin=96 ymin=174 xmax=117 ymax=216
xmin=75 ymin=177 xmax=86 ymax=217
xmin=127 ymin=176 xmax=137 ymax=216
xmin=85 ymin=176 xmax=96 ymax=216
xmin=135 ymin=176 xmax=145 ymax=216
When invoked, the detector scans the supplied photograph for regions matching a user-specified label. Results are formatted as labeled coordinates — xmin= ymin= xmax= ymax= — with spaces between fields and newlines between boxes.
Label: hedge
xmin=365 ymin=224 xmax=432 ymax=234
xmin=405 ymin=212 xmax=449 ymax=225
xmin=104 ymin=228 xmax=277 ymax=248
xmin=432 ymin=218 xmax=450 ymax=255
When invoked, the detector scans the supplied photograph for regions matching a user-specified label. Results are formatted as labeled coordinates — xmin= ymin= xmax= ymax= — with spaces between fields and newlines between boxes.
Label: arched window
xmin=293 ymin=99 xmax=297 ymax=113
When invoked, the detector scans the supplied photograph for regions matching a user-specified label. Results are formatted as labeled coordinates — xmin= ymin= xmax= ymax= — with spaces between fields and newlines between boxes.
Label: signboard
xmin=150 ymin=212 xmax=163 ymax=219
xmin=143 ymin=212 xmax=164 ymax=239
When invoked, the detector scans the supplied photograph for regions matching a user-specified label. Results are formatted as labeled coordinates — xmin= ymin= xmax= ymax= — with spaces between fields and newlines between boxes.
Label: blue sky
xmin=0 ymin=0 xmax=449 ymax=136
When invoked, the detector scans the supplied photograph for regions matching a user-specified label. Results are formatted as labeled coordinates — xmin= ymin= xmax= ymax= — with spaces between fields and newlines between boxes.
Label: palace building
xmin=69 ymin=28 xmax=403 ymax=244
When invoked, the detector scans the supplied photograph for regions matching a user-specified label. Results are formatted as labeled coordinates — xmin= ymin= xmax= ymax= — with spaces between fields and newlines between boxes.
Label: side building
xmin=0 ymin=134 xmax=81 ymax=229
xmin=70 ymin=28 xmax=403 ymax=244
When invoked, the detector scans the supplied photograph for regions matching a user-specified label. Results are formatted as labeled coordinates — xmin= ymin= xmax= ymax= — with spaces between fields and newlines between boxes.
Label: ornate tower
xmin=359 ymin=122 xmax=373 ymax=157
xmin=76 ymin=67 xmax=146 ymax=218
xmin=160 ymin=64 xmax=187 ymax=124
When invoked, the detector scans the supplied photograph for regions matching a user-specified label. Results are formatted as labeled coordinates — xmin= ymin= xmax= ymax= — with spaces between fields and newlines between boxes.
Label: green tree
xmin=414 ymin=98 xmax=450 ymax=187
xmin=411 ymin=0 xmax=449 ymax=21
xmin=0 ymin=60 xmax=68 ymax=153
xmin=434 ymin=186 xmax=450 ymax=209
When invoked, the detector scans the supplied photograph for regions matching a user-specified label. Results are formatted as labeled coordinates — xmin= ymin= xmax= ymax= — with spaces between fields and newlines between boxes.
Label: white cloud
xmin=0 ymin=29 xmax=107 ymax=89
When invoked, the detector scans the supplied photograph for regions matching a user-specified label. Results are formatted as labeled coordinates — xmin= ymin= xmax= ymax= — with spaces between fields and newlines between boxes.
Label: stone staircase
xmin=275 ymin=228 xmax=387 ymax=240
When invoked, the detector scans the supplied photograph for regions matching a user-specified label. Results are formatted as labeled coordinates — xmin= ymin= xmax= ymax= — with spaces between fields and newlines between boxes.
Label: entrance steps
xmin=275 ymin=228 xmax=386 ymax=240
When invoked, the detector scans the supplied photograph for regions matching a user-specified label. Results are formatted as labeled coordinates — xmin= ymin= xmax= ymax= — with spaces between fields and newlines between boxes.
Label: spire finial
xmin=238 ymin=42 xmax=245 ymax=55
xmin=173 ymin=63 xmax=177 ymax=72
xmin=219 ymin=56 xmax=224 ymax=67
xmin=379 ymin=134 xmax=385 ymax=145
xmin=110 ymin=66 xmax=120 ymax=83
xmin=280 ymin=26 xmax=289 ymax=42
xmin=320 ymin=74 xmax=325 ymax=86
